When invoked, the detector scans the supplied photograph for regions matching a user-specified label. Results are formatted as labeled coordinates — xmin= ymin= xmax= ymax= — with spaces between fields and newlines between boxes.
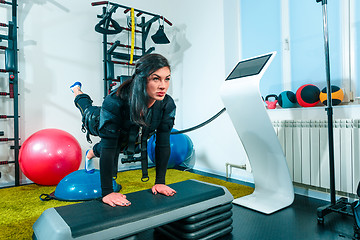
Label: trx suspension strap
xmin=129 ymin=8 xmax=135 ymax=64
xmin=121 ymin=125 xmax=149 ymax=182
xmin=140 ymin=127 xmax=149 ymax=182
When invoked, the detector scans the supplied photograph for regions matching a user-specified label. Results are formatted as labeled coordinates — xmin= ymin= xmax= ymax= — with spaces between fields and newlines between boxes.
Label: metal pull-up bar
xmin=0 ymin=138 xmax=17 ymax=142
xmin=0 ymin=161 xmax=15 ymax=165
xmin=111 ymin=60 xmax=135 ymax=66
xmin=108 ymin=41 xmax=143 ymax=51
xmin=0 ymin=115 xmax=17 ymax=119
xmin=0 ymin=0 xmax=12 ymax=5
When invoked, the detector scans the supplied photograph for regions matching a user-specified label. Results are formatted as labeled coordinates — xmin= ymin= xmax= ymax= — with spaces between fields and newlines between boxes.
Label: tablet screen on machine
xmin=226 ymin=53 xmax=272 ymax=81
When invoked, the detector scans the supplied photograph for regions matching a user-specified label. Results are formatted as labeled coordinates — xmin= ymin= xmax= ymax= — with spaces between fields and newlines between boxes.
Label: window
xmin=240 ymin=0 xmax=282 ymax=96
xmin=239 ymin=0 xmax=358 ymax=101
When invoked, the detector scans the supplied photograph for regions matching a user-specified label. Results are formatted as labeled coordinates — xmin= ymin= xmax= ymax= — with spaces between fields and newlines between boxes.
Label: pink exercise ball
xmin=19 ymin=128 xmax=82 ymax=185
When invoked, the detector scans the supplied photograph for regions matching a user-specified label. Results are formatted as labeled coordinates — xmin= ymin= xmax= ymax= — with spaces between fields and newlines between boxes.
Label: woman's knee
xmin=74 ymin=94 xmax=93 ymax=115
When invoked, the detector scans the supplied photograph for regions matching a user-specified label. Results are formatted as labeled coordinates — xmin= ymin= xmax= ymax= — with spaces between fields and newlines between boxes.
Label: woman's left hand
xmin=152 ymin=184 xmax=176 ymax=196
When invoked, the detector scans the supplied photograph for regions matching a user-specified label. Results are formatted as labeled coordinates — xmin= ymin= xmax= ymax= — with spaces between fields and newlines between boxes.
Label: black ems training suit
xmin=74 ymin=91 xmax=176 ymax=197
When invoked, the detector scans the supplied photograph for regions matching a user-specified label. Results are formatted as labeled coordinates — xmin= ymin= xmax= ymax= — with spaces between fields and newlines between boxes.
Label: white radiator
xmin=272 ymin=119 xmax=360 ymax=195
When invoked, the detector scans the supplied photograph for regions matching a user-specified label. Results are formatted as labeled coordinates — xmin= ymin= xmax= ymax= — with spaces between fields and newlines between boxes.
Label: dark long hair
xmin=116 ymin=53 xmax=170 ymax=126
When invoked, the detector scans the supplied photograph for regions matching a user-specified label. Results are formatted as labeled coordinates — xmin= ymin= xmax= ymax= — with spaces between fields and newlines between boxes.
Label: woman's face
xmin=146 ymin=66 xmax=170 ymax=107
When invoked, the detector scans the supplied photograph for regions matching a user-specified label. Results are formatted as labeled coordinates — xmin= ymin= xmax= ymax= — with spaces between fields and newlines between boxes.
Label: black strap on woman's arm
xmin=140 ymin=128 xmax=149 ymax=182
xmin=122 ymin=125 xmax=138 ymax=157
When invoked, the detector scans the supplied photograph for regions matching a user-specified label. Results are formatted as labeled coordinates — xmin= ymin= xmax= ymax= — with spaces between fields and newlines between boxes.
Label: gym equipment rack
xmin=0 ymin=0 xmax=20 ymax=186
xmin=91 ymin=1 xmax=172 ymax=97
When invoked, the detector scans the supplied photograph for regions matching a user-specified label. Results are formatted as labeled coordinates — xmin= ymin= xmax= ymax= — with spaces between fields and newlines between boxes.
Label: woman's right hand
xmin=102 ymin=192 xmax=131 ymax=207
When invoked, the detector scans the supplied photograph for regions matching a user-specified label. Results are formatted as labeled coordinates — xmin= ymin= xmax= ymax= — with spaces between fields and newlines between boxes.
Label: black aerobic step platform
xmin=171 ymin=203 xmax=232 ymax=225
xmin=166 ymin=209 xmax=232 ymax=232
xmin=155 ymin=203 xmax=233 ymax=240
xmin=32 ymin=179 xmax=233 ymax=240
xmin=156 ymin=220 xmax=233 ymax=240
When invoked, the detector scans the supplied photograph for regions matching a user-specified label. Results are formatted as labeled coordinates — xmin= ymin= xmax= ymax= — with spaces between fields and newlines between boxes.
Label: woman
xmin=70 ymin=53 xmax=177 ymax=207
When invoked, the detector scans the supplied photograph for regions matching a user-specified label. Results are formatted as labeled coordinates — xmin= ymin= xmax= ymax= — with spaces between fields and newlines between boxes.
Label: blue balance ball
xmin=148 ymin=129 xmax=194 ymax=168
xmin=54 ymin=170 xmax=119 ymax=201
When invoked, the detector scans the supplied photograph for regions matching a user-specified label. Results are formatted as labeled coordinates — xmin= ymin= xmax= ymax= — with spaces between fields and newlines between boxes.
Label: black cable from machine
xmin=171 ymin=107 xmax=226 ymax=135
